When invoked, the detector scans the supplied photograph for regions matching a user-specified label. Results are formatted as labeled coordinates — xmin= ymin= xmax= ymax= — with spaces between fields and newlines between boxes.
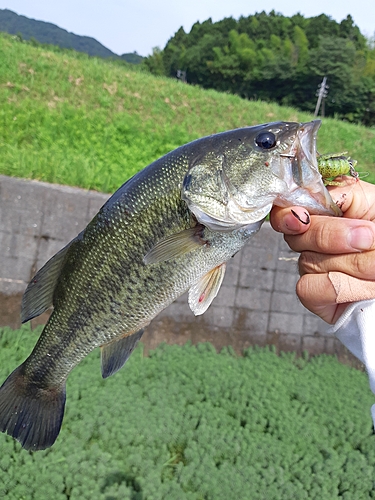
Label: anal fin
xmin=188 ymin=263 xmax=226 ymax=316
xmin=101 ymin=329 xmax=144 ymax=379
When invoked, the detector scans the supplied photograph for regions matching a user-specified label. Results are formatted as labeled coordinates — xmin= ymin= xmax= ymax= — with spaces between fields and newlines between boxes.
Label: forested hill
xmin=0 ymin=8 xmax=144 ymax=63
xmin=145 ymin=12 xmax=375 ymax=126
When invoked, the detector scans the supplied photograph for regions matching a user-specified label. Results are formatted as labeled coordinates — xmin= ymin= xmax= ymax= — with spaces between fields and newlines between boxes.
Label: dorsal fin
xmin=188 ymin=263 xmax=226 ymax=316
xmin=100 ymin=329 xmax=144 ymax=379
xmin=21 ymin=240 xmax=74 ymax=323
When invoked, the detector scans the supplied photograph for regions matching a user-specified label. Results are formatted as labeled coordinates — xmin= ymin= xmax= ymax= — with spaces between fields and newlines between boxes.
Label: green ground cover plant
xmin=0 ymin=33 xmax=375 ymax=192
xmin=0 ymin=325 xmax=374 ymax=499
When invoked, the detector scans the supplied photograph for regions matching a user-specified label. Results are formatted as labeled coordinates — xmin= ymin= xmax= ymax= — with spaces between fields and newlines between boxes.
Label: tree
xmin=145 ymin=11 xmax=374 ymax=124
xmin=143 ymin=47 xmax=166 ymax=76
xmin=293 ymin=26 xmax=309 ymax=70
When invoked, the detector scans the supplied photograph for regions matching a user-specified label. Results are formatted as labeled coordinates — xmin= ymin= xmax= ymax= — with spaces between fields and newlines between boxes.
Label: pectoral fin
xmin=143 ymin=225 xmax=206 ymax=265
xmin=100 ymin=329 xmax=144 ymax=378
xmin=188 ymin=263 xmax=226 ymax=316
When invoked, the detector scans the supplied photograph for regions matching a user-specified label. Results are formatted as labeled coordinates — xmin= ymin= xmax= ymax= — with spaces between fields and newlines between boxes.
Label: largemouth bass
xmin=0 ymin=120 xmax=340 ymax=450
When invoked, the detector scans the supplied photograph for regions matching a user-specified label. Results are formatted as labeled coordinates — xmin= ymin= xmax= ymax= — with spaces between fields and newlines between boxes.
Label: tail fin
xmin=0 ymin=364 xmax=66 ymax=450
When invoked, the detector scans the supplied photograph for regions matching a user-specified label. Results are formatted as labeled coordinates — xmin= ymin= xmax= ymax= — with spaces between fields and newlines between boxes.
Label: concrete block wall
xmin=0 ymin=175 xmax=354 ymax=361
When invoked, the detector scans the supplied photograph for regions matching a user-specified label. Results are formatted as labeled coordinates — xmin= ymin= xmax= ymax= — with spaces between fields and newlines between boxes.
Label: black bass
xmin=0 ymin=120 xmax=340 ymax=450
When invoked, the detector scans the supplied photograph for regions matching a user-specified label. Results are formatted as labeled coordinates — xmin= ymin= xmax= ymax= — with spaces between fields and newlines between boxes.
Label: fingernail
xmin=291 ymin=210 xmax=310 ymax=225
xmin=349 ymin=227 xmax=375 ymax=250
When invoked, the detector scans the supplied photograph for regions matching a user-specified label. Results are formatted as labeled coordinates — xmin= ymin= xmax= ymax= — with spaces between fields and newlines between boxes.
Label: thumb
xmin=328 ymin=180 xmax=375 ymax=221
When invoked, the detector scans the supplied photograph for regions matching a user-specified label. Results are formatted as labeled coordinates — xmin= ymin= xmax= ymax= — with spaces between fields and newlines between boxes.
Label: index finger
xmin=270 ymin=206 xmax=311 ymax=235
xmin=285 ymin=216 xmax=375 ymax=254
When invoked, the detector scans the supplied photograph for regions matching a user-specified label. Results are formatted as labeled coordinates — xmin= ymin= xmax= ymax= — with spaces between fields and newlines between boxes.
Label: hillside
xmin=0 ymin=8 xmax=140 ymax=60
xmin=120 ymin=51 xmax=144 ymax=64
xmin=0 ymin=32 xmax=374 ymax=194
xmin=148 ymin=12 xmax=375 ymax=125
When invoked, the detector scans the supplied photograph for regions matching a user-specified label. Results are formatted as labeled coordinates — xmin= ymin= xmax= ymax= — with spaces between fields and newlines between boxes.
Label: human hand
xmin=270 ymin=179 xmax=375 ymax=324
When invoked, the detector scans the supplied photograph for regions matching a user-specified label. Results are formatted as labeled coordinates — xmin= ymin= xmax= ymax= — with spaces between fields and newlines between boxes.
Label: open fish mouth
xmin=278 ymin=120 xmax=342 ymax=217
xmin=280 ymin=120 xmax=321 ymax=183
xmin=297 ymin=120 xmax=321 ymax=170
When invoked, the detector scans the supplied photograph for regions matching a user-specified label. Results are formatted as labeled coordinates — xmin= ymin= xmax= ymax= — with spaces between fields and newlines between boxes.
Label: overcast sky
xmin=0 ymin=0 xmax=373 ymax=56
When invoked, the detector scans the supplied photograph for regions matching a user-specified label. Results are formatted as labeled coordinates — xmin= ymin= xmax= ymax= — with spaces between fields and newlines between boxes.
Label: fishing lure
xmin=317 ymin=152 xmax=359 ymax=186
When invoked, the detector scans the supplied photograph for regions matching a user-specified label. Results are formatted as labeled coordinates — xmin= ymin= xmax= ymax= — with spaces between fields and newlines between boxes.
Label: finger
xmin=328 ymin=179 xmax=375 ymax=221
xmin=270 ymin=206 xmax=311 ymax=234
xmin=328 ymin=272 xmax=375 ymax=303
xmin=297 ymin=272 xmax=375 ymax=324
xmin=298 ymin=249 xmax=375 ymax=280
xmin=285 ymin=217 xmax=375 ymax=254
xmin=296 ymin=273 xmax=347 ymax=324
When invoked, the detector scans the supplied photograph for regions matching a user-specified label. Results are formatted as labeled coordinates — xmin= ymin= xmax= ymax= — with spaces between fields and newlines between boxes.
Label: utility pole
xmin=176 ymin=70 xmax=187 ymax=83
xmin=314 ymin=77 xmax=328 ymax=117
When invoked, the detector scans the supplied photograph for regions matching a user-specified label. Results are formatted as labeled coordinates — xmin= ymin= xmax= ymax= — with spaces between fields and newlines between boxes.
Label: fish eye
xmin=255 ymin=132 xmax=277 ymax=149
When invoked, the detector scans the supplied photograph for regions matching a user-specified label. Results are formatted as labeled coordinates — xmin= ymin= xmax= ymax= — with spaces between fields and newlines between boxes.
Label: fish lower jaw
xmin=274 ymin=185 xmax=341 ymax=216
xmin=190 ymin=202 xmax=272 ymax=232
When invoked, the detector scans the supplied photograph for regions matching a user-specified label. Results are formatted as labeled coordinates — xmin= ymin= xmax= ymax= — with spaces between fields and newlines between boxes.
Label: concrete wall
xmin=0 ymin=175 xmax=353 ymax=360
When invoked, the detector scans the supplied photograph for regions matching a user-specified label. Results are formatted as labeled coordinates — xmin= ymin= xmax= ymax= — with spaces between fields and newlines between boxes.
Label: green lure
xmin=317 ymin=152 xmax=359 ymax=185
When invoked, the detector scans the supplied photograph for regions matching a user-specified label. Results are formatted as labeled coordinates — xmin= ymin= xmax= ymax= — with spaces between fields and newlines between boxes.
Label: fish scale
xmin=0 ymin=120 xmax=340 ymax=450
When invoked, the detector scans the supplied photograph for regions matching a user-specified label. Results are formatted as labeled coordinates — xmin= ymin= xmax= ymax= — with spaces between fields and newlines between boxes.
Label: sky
xmin=0 ymin=0 xmax=373 ymax=57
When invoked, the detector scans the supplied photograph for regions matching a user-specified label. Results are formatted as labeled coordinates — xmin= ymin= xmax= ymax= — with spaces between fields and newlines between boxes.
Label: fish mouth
xmin=279 ymin=120 xmax=342 ymax=217
xmin=297 ymin=120 xmax=321 ymax=172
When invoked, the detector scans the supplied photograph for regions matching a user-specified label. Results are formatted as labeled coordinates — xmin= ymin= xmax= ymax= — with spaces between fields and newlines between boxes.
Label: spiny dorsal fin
xmin=188 ymin=263 xmax=226 ymax=316
xmin=143 ymin=225 xmax=206 ymax=265
xmin=21 ymin=239 xmax=73 ymax=323
xmin=100 ymin=329 xmax=144 ymax=379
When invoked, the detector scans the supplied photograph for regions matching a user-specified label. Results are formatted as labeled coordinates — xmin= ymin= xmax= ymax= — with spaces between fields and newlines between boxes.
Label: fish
xmin=0 ymin=119 xmax=341 ymax=451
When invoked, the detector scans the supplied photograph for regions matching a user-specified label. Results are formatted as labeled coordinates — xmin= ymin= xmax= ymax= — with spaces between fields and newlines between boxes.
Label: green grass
xmin=1 ymin=325 xmax=375 ymax=499
xmin=0 ymin=33 xmax=375 ymax=193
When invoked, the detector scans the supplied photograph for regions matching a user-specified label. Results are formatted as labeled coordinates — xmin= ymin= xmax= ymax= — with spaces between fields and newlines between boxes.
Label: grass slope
xmin=0 ymin=326 xmax=375 ymax=499
xmin=0 ymin=33 xmax=375 ymax=194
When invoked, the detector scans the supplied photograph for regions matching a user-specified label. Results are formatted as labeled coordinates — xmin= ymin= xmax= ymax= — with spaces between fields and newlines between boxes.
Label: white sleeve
xmin=327 ymin=299 xmax=375 ymax=428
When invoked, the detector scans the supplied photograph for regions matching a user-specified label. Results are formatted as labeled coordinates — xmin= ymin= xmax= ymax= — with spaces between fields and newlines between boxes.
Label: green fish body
xmin=0 ymin=120 xmax=340 ymax=450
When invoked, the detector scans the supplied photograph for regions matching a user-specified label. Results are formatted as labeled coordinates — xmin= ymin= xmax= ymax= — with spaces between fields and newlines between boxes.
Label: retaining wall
xmin=0 ymin=175 xmax=353 ymax=360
